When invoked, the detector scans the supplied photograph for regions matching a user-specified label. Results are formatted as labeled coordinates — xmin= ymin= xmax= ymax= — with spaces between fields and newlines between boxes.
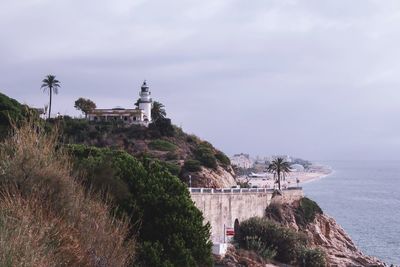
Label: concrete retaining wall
xmin=190 ymin=189 xmax=303 ymax=242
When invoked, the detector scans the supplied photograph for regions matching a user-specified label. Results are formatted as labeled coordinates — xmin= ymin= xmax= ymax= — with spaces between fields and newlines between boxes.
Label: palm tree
xmin=267 ymin=157 xmax=291 ymax=191
xmin=151 ymin=101 xmax=166 ymax=122
xmin=41 ymin=75 xmax=60 ymax=119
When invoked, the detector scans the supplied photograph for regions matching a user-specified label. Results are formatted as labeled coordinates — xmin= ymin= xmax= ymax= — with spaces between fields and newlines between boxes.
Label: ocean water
xmin=303 ymin=161 xmax=400 ymax=265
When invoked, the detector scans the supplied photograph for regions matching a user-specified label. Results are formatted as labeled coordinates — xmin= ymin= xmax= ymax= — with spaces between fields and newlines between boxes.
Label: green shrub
xmin=295 ymin=197 xmax=323 ymax=227
xmin=298 ymin=248 xmax=326 ymax=267
xmin=194 ymin=142 xmax=217 ymax=169
xmin=68 ymin=145 xmax=212 ymax=267
xmin=215 ymin=151 xmax=231 ymax=166
xmin=165 ymin=151 xmax=179 ymax=160
xmin=245 ymin=236 xmax=277 ymax=260
xmin=161 ymin=161 xmax=181 ymax=176
xmin=265 ymin=202 xmax=283 ymax=222
xmin=183 ymin=159 xmax=202 ymax=172
xmin=236 ymin=217 xmax=307 ymax=264
xmin=237 ymin=181 xmax=250 ymax=188
xmin=148 ymin=139 xmax=177 ymax=151
xmin=61 ymin=117 xmax=90 ymax=143
xmin=0 ymin=93 xmax=37 ymax=139
xmin=186 ymin=134 xmax=200 ymax=144
xmin=148 ymin=118 xmax=175 ymax=137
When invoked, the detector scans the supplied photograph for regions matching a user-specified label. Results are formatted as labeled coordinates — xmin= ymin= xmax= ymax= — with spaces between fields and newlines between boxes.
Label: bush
xmin=165 ymin=151 xmax=179 ymax=160
xmin=298 ymin=248 xmax=326 ymax=267
xmin=194 ymin=142 xmax=217 ymax=169
xmin=148 ymin=118 xmax=175 ymax=137
xmin=0 ymin=92 xmax=37 ymax=139
xmin=215 ymin=151 xmax=231 ymax=166
xmin=245 ymin=236 xmax=277 ymax=260
xmin=236 ymin=217 xmax=307 ymax=264
xmin=0 ymin=122 xmax=134 ymax=266
xmin=295 ymin=197 xmax=323 ymax=227
xmin=60 ymin=117 xmax=90 ymax=143
xmin=148 ymin=139 xmax=177 ymax=151
xmin=160 ymin=161 xmax=181 ymax=176
xmin=186 ymin=134 xmax=200 ymax=144
xmin=183 ymin=159 xmax=202 ymax=172
xmin=68 ymin=145 xmax=213 ymax=267
xmin=265 ymin=202 xmax=284 ymax=222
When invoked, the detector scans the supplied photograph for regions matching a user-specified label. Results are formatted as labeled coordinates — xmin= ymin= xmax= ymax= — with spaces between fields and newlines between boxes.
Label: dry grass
xmin=0 ymin=121 xmax=135 ymax=267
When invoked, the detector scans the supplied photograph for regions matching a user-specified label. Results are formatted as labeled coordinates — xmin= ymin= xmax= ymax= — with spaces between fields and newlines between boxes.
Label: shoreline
xmin=236 ymin=164 xmax=333 ymax=189
xmin=288 ymin=165 xmax=333 ymax=186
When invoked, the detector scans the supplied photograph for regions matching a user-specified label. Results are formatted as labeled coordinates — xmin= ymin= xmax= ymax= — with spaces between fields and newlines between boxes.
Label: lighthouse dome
xmin=141 ymin=80 xmax=149 ymax=92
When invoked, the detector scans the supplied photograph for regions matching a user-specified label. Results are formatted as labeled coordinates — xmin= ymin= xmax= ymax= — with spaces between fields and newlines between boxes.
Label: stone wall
xmin=190 ymin=189 xmax=303 ymax=242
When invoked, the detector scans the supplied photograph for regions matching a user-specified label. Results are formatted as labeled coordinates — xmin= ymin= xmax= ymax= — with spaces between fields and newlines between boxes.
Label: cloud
xmin=1 ymin=0 xmax=400 ymax=160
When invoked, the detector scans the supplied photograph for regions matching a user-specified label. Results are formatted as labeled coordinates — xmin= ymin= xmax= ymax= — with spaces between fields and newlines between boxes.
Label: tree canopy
xmin=74 ymin=97 xmax=97 ymax=118
xmin=267 ymin=157 xmax=291 ymax=190
xmin=151 ymin=101 xmax=167 ymax=121
xmin=68 ymin=145 xmax=213 ymax=267
xmin=41 ymin=74 xmax=60 ymax=119
xmin=0 ymin=92 xmax=36 ymax=139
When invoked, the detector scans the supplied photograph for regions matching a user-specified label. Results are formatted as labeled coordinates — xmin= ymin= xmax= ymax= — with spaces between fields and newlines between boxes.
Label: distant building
xmin=87 ymin=81 xmax=153 ymax=126
xmin=230 ymin=153 xmax=253 ymax=169
xmin=290 ymin=164 xmax=305 ymax=172
xmin=266 ymin=155 xmax=292 ymax=163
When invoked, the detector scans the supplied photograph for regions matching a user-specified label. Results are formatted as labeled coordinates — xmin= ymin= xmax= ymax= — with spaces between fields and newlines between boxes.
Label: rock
xmin=266 ymin=201 xmax=387 ymax=266
xmin=192 ymin=165 xmax=237 ymax=188
xmin=306 ymin=213 xmax=386 ymax=266
xmin=214 ymin=245 xmax=279 ymax=267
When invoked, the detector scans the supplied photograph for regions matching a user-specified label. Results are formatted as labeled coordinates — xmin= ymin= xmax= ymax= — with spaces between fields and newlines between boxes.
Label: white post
xmin=223 ymin=224 xmax=226 ymax=243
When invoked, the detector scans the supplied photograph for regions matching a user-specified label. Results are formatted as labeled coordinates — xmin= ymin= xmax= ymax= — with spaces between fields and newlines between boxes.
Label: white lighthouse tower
xmin=138 ymin=80 xmax=152 ymax=122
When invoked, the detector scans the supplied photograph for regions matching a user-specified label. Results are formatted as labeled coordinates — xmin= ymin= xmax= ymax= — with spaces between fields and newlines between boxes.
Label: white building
xmin=230 ymin=153 xmax=253 ymax=169
xmin=290 ymin=164 xmax=305 ymax=172
xmin=87 ymin=81 xmax=153 ymax=126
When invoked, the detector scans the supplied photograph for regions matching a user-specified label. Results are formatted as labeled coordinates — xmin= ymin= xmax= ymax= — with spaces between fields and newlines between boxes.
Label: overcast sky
xmin=2 ymin=0 xmax=400 ymax=160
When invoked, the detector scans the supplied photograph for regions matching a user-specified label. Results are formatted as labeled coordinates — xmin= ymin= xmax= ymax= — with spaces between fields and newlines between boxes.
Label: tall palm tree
xmin=267 ymin=157 xmax=291 ymax=191
xmin=151 ymin=101 xmax=166 ymax=122
xmin=41 ymin=75 xmax=60 ymax=119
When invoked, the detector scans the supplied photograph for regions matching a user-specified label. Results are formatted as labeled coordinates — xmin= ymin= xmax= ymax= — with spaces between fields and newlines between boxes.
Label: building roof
xmin=88 ymin=108 xmax=143 ymax=115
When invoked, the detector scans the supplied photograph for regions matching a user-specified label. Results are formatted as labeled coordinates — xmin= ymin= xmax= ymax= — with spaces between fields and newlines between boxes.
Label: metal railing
xmin=189 ymin=187 xmax=302 ymax=194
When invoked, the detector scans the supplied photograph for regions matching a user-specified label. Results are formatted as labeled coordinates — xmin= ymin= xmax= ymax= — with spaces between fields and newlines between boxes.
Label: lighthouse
xmin=138 ymin=80 xmax=153 ymax=122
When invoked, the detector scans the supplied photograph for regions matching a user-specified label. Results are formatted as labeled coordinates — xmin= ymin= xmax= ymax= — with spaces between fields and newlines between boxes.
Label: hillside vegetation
xmin=68 ymin=144 xmax=213 ymax=267
xmin=0 ymin=93 xmax=214 ymax=266
xmin=0 ymin=92 xmax=37 ymax=139
xmin=0 ymin=122 xmax=134 ymax=266
xmin=58 ymin=117 xmax=236 ymax=188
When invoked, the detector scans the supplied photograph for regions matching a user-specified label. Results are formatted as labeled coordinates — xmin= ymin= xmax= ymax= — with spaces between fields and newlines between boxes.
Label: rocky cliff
xmin=266 ymin=200 xmax=386 ymax=267
xmin=305 ymin=213 xmax=386 ymax=266
xmin=190 ymin=165 xmax=236 ymax=188
xmin=216 ymin=198 xmax=386 ymax=267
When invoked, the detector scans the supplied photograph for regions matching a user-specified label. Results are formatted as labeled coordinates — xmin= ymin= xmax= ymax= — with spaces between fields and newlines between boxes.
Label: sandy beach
xmin=238 ymin=164 xmax=332 ymax=189
xmin=289 ymin=164 xmax=333 ymax=184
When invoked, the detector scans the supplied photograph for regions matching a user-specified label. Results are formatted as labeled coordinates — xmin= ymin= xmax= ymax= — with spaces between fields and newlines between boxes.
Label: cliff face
xmin=306 ymin=213 xmax=385 ymax=266
xmin=191 ymin=165 xmax=236 ymax=188
xmin=266 ymin=201 xmax=386 ymax=267
xmin=216 ymin=198 xmax=386 ymax=267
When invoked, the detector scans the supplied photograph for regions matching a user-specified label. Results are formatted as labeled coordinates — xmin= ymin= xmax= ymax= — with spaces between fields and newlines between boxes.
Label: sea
xmin=303 ymin=161 xmax=400 ymax=265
